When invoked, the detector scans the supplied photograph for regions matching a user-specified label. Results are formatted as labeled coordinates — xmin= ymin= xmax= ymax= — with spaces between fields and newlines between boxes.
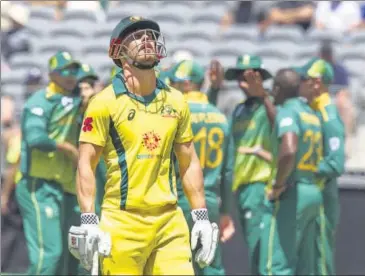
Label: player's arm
xmin=243 ymin=70 xmax=277 ymax=127
xmin=174 ymin=141 xmax=205 ymax=209
xmin=269 ymin=110 xmax=299 ymax=200
xmin=316 ymin=117 xmax=345 ymax=178
xmin=77 ymin=97 xmax=110 ymax=213
xmin=174 ymin=99 xmax=218 ymax=268
xmin=23 ymin=104 xmax=78 ymax=162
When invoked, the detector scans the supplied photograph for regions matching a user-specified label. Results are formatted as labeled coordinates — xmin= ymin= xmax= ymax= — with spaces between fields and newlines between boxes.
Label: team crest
xmin=161 ymin=105 xmax=178 ymax=118
xmin=142 ymin=131 xmax=161 ymax=151
xmin=81 ymin=64 xmax=90 ymax=72
xmin=49 ymin=57 xmax=58 ymax=70
xmin=130 ymin=16 xmax=142 ymax=22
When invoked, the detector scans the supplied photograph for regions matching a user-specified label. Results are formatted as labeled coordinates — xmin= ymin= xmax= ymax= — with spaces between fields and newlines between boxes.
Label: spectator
xmin=315 ymin=1 xmax=362 ymax=34
xmin=220 ymin=1 xmax=275 ymax=30
xmin=1 ymin=4 xmax=30 ymax=61
xmin=260 ymin=1 xmax=315 ymax=32
xmin=359 ymin=1 xmax=365 ymax=28
xmin=24 ymin=67 xmax=44 ymax=99
xmin=318 ymin=40 xmax=355 ymax=157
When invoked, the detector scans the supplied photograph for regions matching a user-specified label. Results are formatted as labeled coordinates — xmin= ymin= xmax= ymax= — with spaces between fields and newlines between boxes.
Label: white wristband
xmin=81 ymin=213 xmax=99 ymax=225
xmin=191 ymin=208 xmax=209 ymax=222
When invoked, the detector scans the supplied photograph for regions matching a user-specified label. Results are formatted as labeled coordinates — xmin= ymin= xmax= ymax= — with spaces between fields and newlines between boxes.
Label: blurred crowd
xmin=1 ymin=1 xmax=365 ymax=274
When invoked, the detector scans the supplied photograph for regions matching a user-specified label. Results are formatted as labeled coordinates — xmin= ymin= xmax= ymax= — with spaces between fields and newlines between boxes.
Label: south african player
xmin=169 ymin=60 xmax=235 ymax=275
xmin=258 ymin=69 xmax=323 ymax=275
xmin=300 ymin=58 xmax=345 ymax=275
xmin=209 ymin=54 xmax=274 ymax=274
xmin=16 ymin=51 xmax=81 ymax=275
xmin=69 ymin=16 xmax=218 ymax=275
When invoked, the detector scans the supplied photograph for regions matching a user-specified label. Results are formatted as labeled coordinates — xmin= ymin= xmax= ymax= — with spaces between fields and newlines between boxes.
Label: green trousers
xmin=16 ymin=176 xmax=64 ymax=275
xmin=259 ymin=183 xmax=322 ymax=276
xmin=316 ymin=179 xmax=339 ymax=276
xmin=178 ymin=195 xmax=225 ymax=276
xmin=235 ymin=182 xmax=266 ymax=275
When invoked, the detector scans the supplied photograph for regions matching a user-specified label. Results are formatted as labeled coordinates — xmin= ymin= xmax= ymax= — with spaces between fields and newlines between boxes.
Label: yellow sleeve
xmin=175 ymin=99 xmax=193 ymax=144
xmin=79 ymin=97 xmax=110 ymax=147
xmin=6 ymin=135 xmax=21 ymax=165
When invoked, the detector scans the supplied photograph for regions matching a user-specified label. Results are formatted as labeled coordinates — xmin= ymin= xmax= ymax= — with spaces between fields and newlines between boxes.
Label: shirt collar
xmin=112 ymin=74 xmax=169 ymax=96
xmin=310 ymin=92 xmax=331 ymax=111
xmin=46 ymin=82 xmax=70 ymax=99
xmin=184 ymin=91 xmax=209 ymax=103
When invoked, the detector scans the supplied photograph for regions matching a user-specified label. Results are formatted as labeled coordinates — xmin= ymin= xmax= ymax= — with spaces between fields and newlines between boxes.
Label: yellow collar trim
xmin=184 ymin=91 xmax=209 ymax=103
xmin=310 ymin=92 xmax=331 ymax=110
xmin=46 ymin=82 xmax=70 ymax=98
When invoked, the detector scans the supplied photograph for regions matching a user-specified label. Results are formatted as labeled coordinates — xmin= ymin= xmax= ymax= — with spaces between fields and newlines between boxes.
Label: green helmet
xmin=109 ymin=15 xmax=166 ymax=70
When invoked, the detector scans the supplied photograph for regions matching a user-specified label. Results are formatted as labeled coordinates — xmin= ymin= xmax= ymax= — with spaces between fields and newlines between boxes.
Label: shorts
xmin=100 ymin=205 xmax=194 ymax=275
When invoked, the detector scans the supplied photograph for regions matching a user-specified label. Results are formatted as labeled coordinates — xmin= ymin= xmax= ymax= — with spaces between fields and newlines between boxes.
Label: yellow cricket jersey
xmin=79 ymin=75 xmax=193 ymax=211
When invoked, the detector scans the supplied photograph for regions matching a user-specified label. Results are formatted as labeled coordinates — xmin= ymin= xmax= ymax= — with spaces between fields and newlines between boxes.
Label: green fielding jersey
xmin=270 ymin=97 xmax=323 ymax=186
xmin=20 ymin=86 xmax=81 ymax=192
xmin=311 ymin=93 xmax=345 ymax=187
xmin=176 ymin=92 xmax=234 ymax=213
xmin=231 ymin=98 xmax=272 ymax=191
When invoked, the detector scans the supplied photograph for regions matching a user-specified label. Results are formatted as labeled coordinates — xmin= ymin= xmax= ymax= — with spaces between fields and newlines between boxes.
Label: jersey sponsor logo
xmin=128 ymin=109 xmax=136 ymax=121
xmin=142 ymin=131 xmax=161 ymax=151
xmin=329 ymin=137 xmax=340 ymax=151
xmin=30 ymin=107 xmax=44 ymax=116
xmin=82 ymin=117 xmax=93 ymax=132
xmin=161 ymin=104 xmax=178 ymax=118
xmin=279 ymin=117 xmax=293 ymax=127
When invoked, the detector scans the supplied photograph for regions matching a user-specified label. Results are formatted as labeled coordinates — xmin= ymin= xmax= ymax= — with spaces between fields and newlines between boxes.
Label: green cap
xmin=76 ymin=63 xmax=98 ymax=82
xmin=169 ymin=60 xmax=205 ymax=84
xmin=306 ymin=59 xmax=334 ymax=85
xmin=225 ymin=54 xmax=272 ymax=81
xmin=48 ymin=51 xmax=80 ymax=72
xmin=294 ymin=58 xmax=334 ymax=84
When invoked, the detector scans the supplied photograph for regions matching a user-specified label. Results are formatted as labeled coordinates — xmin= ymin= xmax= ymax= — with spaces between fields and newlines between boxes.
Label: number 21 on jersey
xmin=297 ymin=130 xmax=323 ymax=172
xmin=193 ymin=126 xmax=224 ymax=169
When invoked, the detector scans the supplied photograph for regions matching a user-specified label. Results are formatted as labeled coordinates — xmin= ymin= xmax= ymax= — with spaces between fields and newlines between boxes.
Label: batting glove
xmin=68 ymin=213 xmax=111 ymax=271
xmin=191 ymin=208 xmax=219 ymax=268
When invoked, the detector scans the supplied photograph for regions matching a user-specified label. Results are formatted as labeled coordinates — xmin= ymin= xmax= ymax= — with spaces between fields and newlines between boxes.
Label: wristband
xmin=191 ymin=208 xmax=209 ymax=222
xmin=81 ymin=213 xmax=99 ymax=225
xmin=252 ymin=146 xmax=262 ymax=154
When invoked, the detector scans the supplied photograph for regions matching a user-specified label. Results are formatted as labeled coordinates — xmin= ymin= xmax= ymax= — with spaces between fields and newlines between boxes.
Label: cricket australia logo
xmin=142 ymin=131 xmax=161 ymax=151
xmin=161 ymin=105 xmax=178 ymax=118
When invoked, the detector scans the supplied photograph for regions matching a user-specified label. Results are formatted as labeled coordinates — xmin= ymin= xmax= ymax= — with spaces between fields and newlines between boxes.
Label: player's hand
xmin=191 ymin=208 xmax=219 ymax=268
xmin=209 ymin=60 xmax=224 ymax=90
xmin=237 ymin=145 xmax=261 ymax=155
xmin=219 ymin=215 xmax=235 ymax=243
xmin=57 ymin=142 xmax=79 ymax=166
xmin=243 ymin=70 xmax=268 ymax=98
xmin=68 ymin=213 xmax=111 ymax=271
xmin=266 ymin=185 xmax=287 ymax=201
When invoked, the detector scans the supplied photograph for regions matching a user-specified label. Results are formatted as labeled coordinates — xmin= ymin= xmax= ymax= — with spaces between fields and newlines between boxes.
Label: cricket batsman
xmin=15 ymin=51 xmax=81 ymax=275
xmin=298 ymin=58 xmax=345 ymax=275
xmin=68 ymin=16 xmax=219 ymax=275
xmin=168 ymin=60 xmax=235 ymax=275
xmin=250 ymin=68 xmax=323 ymax=275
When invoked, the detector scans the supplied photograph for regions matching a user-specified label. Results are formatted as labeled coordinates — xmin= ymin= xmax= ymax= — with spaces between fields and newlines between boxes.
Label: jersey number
xmin=194 ymin=127 xmax=224 ymax=169
xmin=297 ymin=130 xmax=323 ymax=172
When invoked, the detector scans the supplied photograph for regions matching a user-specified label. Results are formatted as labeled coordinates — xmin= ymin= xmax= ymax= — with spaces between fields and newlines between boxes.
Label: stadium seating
xmin=2 ymin=1 xmax=364 ymax=117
